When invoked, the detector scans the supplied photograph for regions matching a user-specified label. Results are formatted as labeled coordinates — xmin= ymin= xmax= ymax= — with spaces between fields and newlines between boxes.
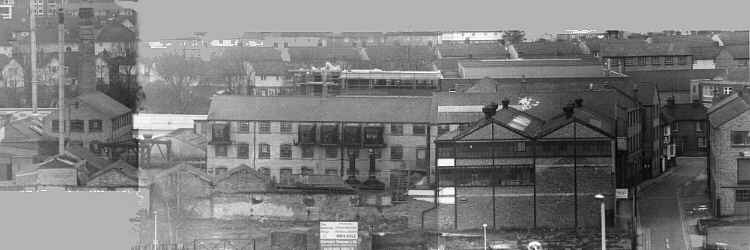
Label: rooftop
xmin=208 ymin=95 xmax=433 ymax=123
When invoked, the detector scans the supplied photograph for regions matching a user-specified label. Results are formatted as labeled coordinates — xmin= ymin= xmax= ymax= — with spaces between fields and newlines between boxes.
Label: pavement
xmin=637 ymin=157 xmax=706 ymax=250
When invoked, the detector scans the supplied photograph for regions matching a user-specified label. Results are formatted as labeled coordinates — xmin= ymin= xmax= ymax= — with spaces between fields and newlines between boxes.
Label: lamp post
xmin=595 ymin=193 xmax=606 ymax=250
xmin=482 ymin=223 xmax=488 ymax=250
xmin=153 ymin=211 xmax=158 ymax=246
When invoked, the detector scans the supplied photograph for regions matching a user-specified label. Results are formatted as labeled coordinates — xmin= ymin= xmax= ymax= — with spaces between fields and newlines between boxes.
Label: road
xmin=638 ymin=158 xmax=705 ymax=250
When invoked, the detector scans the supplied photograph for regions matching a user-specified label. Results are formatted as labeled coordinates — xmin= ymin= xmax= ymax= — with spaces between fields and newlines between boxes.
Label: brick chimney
xmin=482 ymin=102 xmax=498 ymax=119
xmin=77 ymin=8 xmax=96 ymax=94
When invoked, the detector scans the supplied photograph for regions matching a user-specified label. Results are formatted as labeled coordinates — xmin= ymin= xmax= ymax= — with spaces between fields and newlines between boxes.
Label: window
xmin=390 ymin=124 xmax=403 ymax=135
xmin=664 ymin=56 xmax=674 ymax=65
xmin=737 ymin=190 xmax=750 ymax=202
xmin=280 ymin=121 xmax=293 ymax=133
xmin=52 ymin=120 xmax=60 ymax=132
xmin=723 ymin=87 xmax=733 ymax=95
xmin=391 ymin=145 xmax=403 ymax=160
xmin=211 ymin=123 xmax=231 ymax=142
xmin=672 ymin=122 xmax=679 ymax=132
xmin=214 ymin=167 xmax=228 ymax=176
xmin=279 ymin=168 xmax=293 ymax=184
xmin=696 ymin=121 xmax=704 ymax=132
xmin=516 ymin=142 xmax=527 ymax=152
xmin=412 ymin=124 xmax=426 ymax=135
xmin=624 ymin=57 xmax=634 ymax=66
xmin=363 ymin=126 xmax=384 ymax=145
xmin=70 ymin=120 xmax=84 ymax=132
xmin=258 ymin=143 xmax=271 ymax=159
xmin=651 ymin=56 xmax=661 ymax=65
xmin=325 ymin=147 xmax=338 ymax=158
xmin=325 ymin=169 xmax=338 ymax=175
xmin=237 ymin=143 xmax=249 ymax=159
xmin=739 ymin=159 xmax=750 ymax=185
xmin=416 ymin=147 xmax=426 ymax=160
xmin=342 ymin=124 xmax=362 ymax=146
xmin=238 ymin=121 xmax=250 ymax=133
xmin=697 ymin=136 xmax=706 ymax=150
xmin=280 ymin=144 xmax=292 ymax=159
xmin=678 ymin=56 xmax=687 ymax=65
xmin=320 ymin=124 xmax=339 ymax=144
xmin=215 ymin=145 xmax=228 ymax=157
xmin=88 ymin=120 xmax=102 ymax=132
xmin=298 ymin=124 xmax=317 ymax=144
xmin=638 ymin=56 xmax=647 ymax=65
xmin=731 ymin=131 xmax=750 ymax=146
xmin=302 ymin=146 xmax=314 ymax=159
xmin=259 ymin=121 xmax=271 ymax=133
xmin=259 ymin=167 xmax=271 ymax=177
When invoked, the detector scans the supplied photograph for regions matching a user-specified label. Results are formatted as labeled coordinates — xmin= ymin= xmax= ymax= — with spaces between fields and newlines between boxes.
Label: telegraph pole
xmin=29 ymin=0 xmax=37 ymax=113
xmin=57 ymin=8 xmax=65 ymax=154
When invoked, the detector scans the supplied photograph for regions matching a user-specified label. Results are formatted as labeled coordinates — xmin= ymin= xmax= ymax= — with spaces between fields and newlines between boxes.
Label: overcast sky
xmin=135 ymin=0 xmax=749 ymax=41
xmin=0 ymin=191 xmax=141 ymax=250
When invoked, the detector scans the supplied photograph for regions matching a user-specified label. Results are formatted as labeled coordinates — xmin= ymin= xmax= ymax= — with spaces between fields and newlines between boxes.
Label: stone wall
xmin=710 ymin=109 xmax=750 ymax=216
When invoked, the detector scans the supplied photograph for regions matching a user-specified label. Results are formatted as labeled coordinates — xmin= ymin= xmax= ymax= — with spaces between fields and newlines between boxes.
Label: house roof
xmin=718 ymin=31 xmax=749 ymax=46
xmin=96 ymin=23 xmax=137 ymax=42
xmin=513 ymin=41 xmax=585 ymax=58
xmin=0 ymin=145 xmax=37 ymax=157
xmin=661 ymin=103 xmax=708 ymax=123
xmin=220 ymin=47 xmax=283 ymax=61
xmin=65 ymin=145 xmax=111 ymax=172
xmin=208 ymin=95 xmax=433 ymax=123
xmin=458 ymin=58 xmax=601 ymax=68
xmin=289 ymin=47 xmax=362 ymax=64
xmin=598 ymin=40 xmax=691 ymax=57
xmin=437 ymin=43 xmax=508 ymax=59
xmin=363 ymin=46 xmax=435 ymax=71
xmin=436 ymin=107 xmax=545 ymax=140
xmin=625 ymin=69 xmax=723 ymax=92
xmin=75 ymin=91 xmax=131 ymax=118
xmin=708 ymin=89 xmax=750 ymax=127
xmin=537 ymin=107 xmax=616 ymax=138
xmin=214 ymin=164 xmax=270 ymax=184
xmin=153 ymin=162 xmax=212 ymax=184
xmin=88 ymin=160 xmax=138 ymax=182
xmin=36 ymin=156 xmax=77 ymax=170
xmin=162 ymin=128 xmax=207 ymax=151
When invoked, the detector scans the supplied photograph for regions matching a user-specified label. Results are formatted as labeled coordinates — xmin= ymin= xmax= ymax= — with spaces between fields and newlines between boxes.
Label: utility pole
xmin=57 ymin=7 xmax=65 ymax=155
xmin=29 ymin=0 xmax=37 ymax=113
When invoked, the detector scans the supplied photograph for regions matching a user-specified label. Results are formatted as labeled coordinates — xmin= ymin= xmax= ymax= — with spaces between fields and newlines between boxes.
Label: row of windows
xmin=232 ymin=121 xmax=428 ymax=136
xmin=215 ymin=144 xmax=426 ymax=161
xmin=210 ymin=166 xmax=339 ymax=177
xmin=52 ymin=119 xmax=103 ymax=133
xmin=613 ymin=56 xmax=689 ymax=66
xmin=437 ymin=141 xmax=611 ymax=158
xmin=671 ymin=121 xmax=705 ymax=132
xmin=113 ymin=114 xmax=132 ymax=130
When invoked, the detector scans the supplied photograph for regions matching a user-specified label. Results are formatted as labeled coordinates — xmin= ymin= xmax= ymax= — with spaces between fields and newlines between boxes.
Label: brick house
xmin=434 ymin=101 xmax=615 ymax=230
xmin=45 ymin=91 xmax=132 ymax=154
xmin=205 ymin=95 xmax=432 ymax=189
xmin=708 ymin=88 xmax=750 ymax=216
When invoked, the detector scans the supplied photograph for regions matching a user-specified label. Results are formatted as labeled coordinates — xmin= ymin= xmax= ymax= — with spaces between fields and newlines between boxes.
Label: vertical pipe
xmin=601 ymin=200 xmax=607 ymax=250
xmin=574 ymin=121 xmax=578 ymax=231
xmin=153 ymin=211 xmax=158 ymax=246
xmin=57 ymin=8 xmax=65 ymax=155
xmin=491 ymin=120 xmax=496 ymax=230
xmin=30 ymin=0 xmax=37 ymax=113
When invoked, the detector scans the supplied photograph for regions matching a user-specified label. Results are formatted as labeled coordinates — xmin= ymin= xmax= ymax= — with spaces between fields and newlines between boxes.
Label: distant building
xmin=457 ymin=58 xmax=610 ymax=79
xmin=708 ymin=88 xmax=750 ymax=216
xmin=0 ymin=56 xmax=23 ymax=88
xmin=440 ymin=31 xmax=503 ymax=44
xmin=384 ymin=32 xmax=440 ymax=47
xmin=659 ymin=99 xmax=709 ymax=171
xmin=690 ymin=79 xmax=750 ymax=108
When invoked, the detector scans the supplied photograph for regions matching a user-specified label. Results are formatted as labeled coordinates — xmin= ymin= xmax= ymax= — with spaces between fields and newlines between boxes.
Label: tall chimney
xmin=77 ymin=8 xmax=96 ymax=94
xmin=501 ymin=99 xmax=510 ymax=109
xmin=574 ymin=98 xmax=583 ymax=108
xmin=563 ymin=104 xmax=575 ymax=118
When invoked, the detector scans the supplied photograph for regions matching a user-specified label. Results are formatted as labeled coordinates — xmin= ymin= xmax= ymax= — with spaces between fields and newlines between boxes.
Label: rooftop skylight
xmin=508 ymin=115 xmax=531 ymax=131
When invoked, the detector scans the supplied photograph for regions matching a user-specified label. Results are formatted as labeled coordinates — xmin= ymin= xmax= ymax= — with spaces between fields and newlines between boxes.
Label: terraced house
xmin=205 ymin=95 xmax=433 ymax=190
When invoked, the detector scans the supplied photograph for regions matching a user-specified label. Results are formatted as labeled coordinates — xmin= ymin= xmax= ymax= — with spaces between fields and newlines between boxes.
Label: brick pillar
xmin=77 ymin=8 xmax=97 ymax=94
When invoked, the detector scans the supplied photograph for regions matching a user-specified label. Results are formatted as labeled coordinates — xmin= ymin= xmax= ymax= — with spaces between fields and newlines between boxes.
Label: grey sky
xmin=137 ymin=0 xmax=749 ymax=41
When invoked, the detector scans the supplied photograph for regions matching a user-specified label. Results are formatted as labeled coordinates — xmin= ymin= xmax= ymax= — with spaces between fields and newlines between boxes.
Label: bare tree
xmin=153 ymin=53 xmax=208 ymax=114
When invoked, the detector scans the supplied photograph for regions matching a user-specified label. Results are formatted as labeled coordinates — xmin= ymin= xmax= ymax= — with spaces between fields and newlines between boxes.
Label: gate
xmin=193 ymin=239 xmax=256 ymax=250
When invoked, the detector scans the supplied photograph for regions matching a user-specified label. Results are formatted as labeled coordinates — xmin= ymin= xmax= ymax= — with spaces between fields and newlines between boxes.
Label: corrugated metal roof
xmin=208 ymin=95 xmax=433 ymax=123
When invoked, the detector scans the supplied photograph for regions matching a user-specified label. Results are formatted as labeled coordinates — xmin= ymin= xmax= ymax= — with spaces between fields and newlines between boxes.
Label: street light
xmin=594 ymin=193 xmax=606 ymax=250
xmin=482 ymin=223 xmax=488 ymax=250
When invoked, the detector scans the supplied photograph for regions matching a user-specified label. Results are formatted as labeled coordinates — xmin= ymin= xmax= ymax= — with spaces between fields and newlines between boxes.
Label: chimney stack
xmin=482 ymin=102 xmax=499 ymax=119
xmin=77 ymin=8 xmax=96 ymax=94
xmin=563 ymin=104 xmax=575 ymax=118
xmin=501 ymin=99 xmax=510 ymax=109
xmin=574 ymin=98 xmax=583 ymax=108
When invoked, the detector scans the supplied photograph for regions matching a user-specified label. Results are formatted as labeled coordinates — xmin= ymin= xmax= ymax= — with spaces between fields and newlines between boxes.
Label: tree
xmin=503 ymin=30 xmax=526 ymax=45
xmin=152 ymin=54 xmax=208 ymax=114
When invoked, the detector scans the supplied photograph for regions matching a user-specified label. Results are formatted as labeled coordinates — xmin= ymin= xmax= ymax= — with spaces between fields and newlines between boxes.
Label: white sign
xmin=320 ymin=221 xmax=358 ymax=240
xmin=616 ymin=188 xmax=629 ymax=199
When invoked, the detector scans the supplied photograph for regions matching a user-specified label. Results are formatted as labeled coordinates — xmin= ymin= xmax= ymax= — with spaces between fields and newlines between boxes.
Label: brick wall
xmin=710 ymin=109 xmax=750 ymax=216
